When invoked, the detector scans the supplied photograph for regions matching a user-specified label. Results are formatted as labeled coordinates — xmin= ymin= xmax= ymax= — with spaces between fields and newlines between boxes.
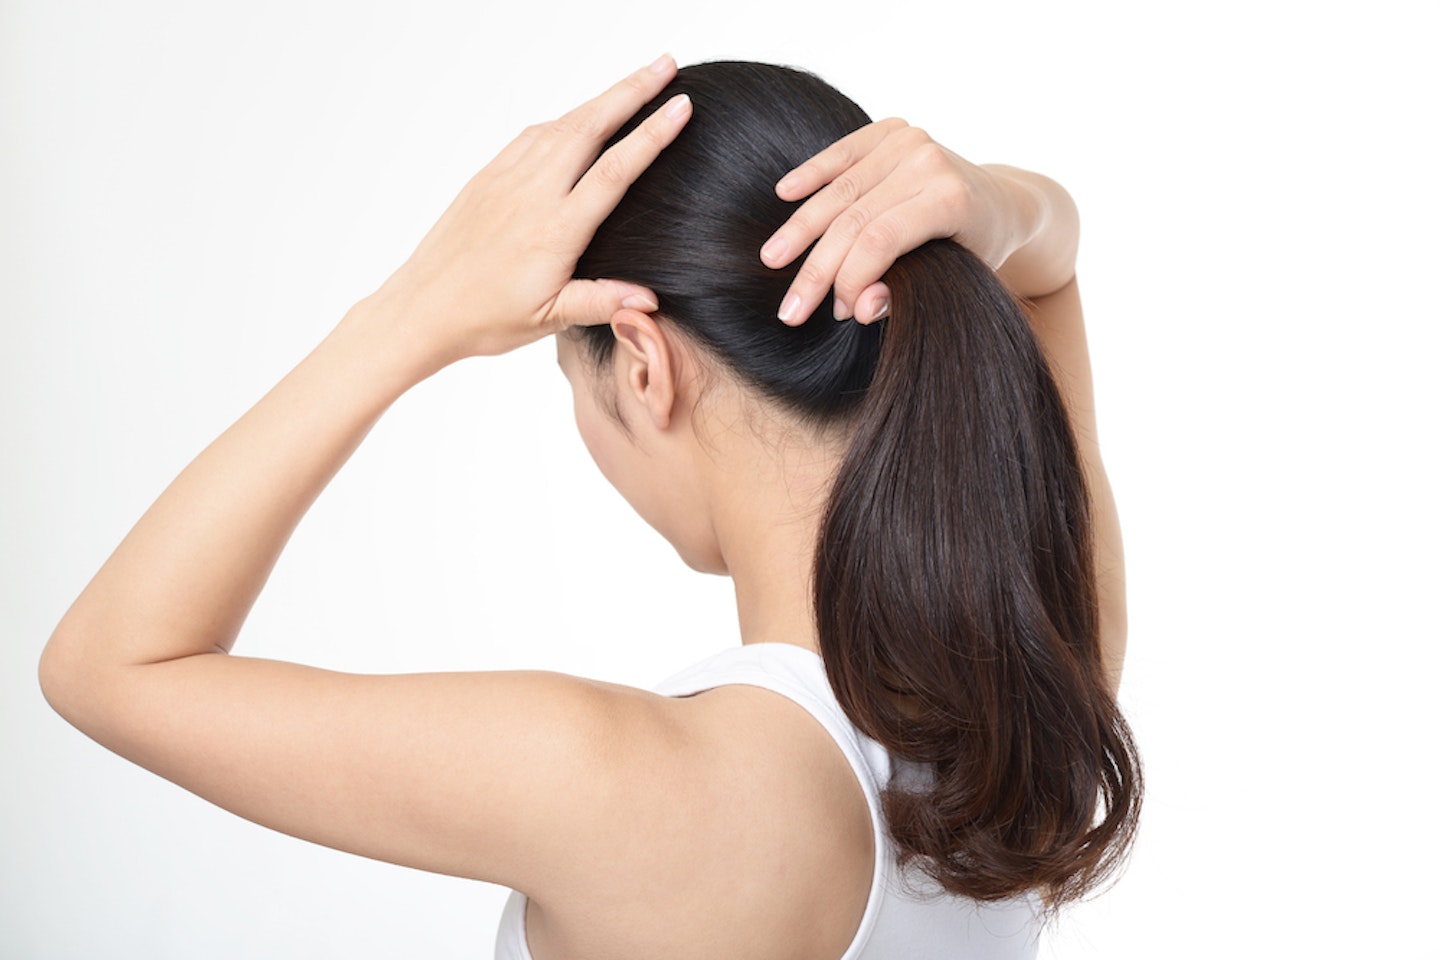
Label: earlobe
xmin=610 ymin=309 xmax=676 ymax=431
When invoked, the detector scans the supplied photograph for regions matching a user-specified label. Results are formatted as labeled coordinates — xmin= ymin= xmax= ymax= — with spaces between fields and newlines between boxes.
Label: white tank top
xmin=494 ymin=642 xmax=1043 ymax=959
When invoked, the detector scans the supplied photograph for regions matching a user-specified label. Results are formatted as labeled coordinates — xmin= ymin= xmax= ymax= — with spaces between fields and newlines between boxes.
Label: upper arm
xmin=44 ymin=651 xmax=685 ymax=899
xmin=1023 ymin=278 xmax=1128 ymax=691
xmin=43 ymin=649 xmax=878 ymax=951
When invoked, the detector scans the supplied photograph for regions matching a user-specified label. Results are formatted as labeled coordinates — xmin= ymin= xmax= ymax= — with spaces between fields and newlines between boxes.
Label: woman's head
xmin=571 ymin=60 xmax=1141 ymax=909
xmin=561 ymin=62 xmax=889 ymax=573
xmin=573 ymin=61 xmax=886 ymax=427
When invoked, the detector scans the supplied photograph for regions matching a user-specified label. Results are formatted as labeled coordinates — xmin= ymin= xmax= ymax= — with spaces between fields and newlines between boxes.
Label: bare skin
xmin=39 ymin=56 xmax=1122 ymax=960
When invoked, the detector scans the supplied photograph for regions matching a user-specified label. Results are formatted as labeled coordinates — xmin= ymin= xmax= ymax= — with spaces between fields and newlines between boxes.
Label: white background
xmin=3 ymin=1 xmax=1436 ymax=957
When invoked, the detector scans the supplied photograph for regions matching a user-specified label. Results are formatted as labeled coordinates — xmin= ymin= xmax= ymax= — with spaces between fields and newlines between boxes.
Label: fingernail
xmin=664 ymin=93 xmax=691 ymax=119
xmin=621 ymin=293 xmax=659 ymax=311
xmin=648 ymin=53 xmax=674 ymax=74
xmin=760 ymin=235 xmax=789 ymax=264
xmin=776 ymin=175 xmax=798 ymax=196
xmin=833 ymin=299 xmax=850 ymax=321
xmin=778 ymin=293 xmax=801 ymax=324
xmin=870 ymin=298 xmax=890 ymax=322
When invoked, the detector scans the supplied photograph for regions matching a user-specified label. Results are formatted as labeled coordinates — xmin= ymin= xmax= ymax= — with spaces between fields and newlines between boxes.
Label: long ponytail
xmin=815 ymin=239 xmax=1140 ymax=905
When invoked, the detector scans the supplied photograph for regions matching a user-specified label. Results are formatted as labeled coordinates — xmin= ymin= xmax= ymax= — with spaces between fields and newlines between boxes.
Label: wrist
xmin=977 ymin=165 xmax=1044 ymax=256
xmin=336 ymin=291 xmax=460 ymax=390
xmin=979 ymin=164 xmax=1079 ymax=299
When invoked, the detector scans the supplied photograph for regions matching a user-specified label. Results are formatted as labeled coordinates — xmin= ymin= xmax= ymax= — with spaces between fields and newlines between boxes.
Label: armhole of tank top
xmin=651 ymin=643 xmax=889 ymax=959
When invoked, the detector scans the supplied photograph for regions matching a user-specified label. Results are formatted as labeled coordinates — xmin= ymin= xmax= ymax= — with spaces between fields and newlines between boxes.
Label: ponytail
xmin=814 ymin=240 xmax=1141 ymax=906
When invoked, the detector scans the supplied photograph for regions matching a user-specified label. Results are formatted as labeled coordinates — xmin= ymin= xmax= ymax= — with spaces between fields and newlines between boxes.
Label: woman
xmin=40 ymin=55 xmax=1140 ymax=959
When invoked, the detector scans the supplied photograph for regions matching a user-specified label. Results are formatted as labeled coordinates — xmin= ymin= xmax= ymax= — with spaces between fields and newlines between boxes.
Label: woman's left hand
xmin=761 ymin=119 xmax=1025 ymax=325
xmin=364 ymin=54 xmax=692 ymax=366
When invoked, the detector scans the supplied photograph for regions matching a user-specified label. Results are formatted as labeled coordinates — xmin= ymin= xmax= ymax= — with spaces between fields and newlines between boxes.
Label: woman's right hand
xmin=760 ymin=120 xmax=1061 ymax=325
xmin=358 ymin=55 xmax=692 ymax=368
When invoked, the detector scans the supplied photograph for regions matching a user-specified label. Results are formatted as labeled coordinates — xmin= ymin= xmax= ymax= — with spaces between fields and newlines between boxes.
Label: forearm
xmin=39 ymin=51 xmax=685 ymax=711
xmin=41 ymin=300 xmax=438 ymax=691
xmin=1023 ymin=276 xmax=1126 ymax=692
xmin=980 ymin=164 xmax=1080 ymax=300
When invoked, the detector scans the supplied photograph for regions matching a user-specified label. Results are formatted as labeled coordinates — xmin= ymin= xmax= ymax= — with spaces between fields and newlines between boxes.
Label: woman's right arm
xmin=36 ymin=57 xmax=718 ymax=902
xmin=760 ymin=130 xmax=1128 ymax=690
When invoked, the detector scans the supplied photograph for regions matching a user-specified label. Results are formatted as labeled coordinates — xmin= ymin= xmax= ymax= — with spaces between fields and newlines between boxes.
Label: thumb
xmin=551 ymin=278 xmax=659 ymax=331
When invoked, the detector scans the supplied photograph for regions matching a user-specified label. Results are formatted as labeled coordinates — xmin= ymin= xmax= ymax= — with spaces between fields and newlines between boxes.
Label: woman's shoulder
xmin=525 ymin=666 xmax=876 ymax=960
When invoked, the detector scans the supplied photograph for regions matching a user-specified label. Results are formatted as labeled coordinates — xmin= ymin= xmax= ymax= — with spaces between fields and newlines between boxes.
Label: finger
xmin=549 ymin=278 xmax=660 ymax=332
xmin=568 ymin=92 xmax=692 ymax=227
xmin=539 ymin=54 xmax=679 ymax=167
xmin=772 ymin=117 xmax=909 ymax=203
xmin=776 ymin=172 xmax=927 ymax=324
xmin=852 ymin=282 xmax=891 ymax=325
xmin=762 ymin=146 xmax=904 ymax=271
xmin=762 ymin=122 xmax=914 ymax=270
xmin=828 ymin=202 xmax=950 ymax=316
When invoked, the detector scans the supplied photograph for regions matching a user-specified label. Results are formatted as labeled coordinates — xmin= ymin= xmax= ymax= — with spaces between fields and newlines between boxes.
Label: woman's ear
xmin=609 ymin=308 xmax=676 ymax=431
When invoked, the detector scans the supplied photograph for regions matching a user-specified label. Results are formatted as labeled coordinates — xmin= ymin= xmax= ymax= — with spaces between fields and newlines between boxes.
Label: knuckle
xmin=834 ymin=207 xmax=871 ymax=242
xmin=578 ymin=113 xmax=610 ymax=140
xmin=790 ymin=158 xmax=824 ymax=186
xmin=796 ymin=260 xmax=831 ymax=289
xmin=552 ymin=112 xmax=605 ymax=142
xmin=828 ymin=172 xmax=864 ymax=207
xmin=637 ymin=111 xmax=670 ymax=145
xmin=897 ymin=125 xmax=932 ymax=151
xmin=622 ymin=72 xmax=651 ymax=99
xmin=781 ymin=206 xmax=814 ymax=232
xmin=859 ymin=218 xmax=902 ymax=256
xmin=587 ymin=154 xmax=628 ymax=189
xmin=939 ymin=175 xmax=972 ymax=212
xmin=914 ymin=141 xmax=949 ymax=171
xmin=779 ymin=213 xmax=816 ymax=246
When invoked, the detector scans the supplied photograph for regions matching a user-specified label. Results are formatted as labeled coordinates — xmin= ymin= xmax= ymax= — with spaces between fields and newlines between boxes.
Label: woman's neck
xmin=701 ymin=414 xmax=845 ymax=655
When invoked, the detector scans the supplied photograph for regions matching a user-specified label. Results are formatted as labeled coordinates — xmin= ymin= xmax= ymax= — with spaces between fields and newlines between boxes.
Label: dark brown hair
xmin=575 ymin=61 xmax=1140 ymax=906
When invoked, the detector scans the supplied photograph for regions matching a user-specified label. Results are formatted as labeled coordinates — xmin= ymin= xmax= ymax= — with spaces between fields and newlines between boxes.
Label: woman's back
xmin=495 ymin=643 xmax=1042 ymax=960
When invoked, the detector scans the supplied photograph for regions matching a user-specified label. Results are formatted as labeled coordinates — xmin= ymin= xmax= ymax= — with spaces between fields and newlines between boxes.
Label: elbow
xmin=38 ymin=620 xmax=112 ymax=731
xmin=39 ymin=624 xmax=83 ymax=724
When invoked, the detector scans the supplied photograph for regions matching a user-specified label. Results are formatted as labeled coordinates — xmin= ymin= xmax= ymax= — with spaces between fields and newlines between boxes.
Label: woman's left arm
xmin=39 ymin=58 xmax=700 ymax=894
